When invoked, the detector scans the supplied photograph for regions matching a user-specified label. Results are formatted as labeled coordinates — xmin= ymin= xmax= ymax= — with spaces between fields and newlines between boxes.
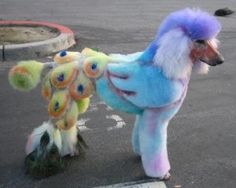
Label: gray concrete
xmin=4 ymin=33 xmax=75 ymax=61
xmin=0 ymin=22 xmax=75 ymax=61
xmin=0 ymin=0 xmax=236 ymax=188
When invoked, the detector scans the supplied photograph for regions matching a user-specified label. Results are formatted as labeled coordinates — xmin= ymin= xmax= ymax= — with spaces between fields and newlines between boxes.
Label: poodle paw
xmin=161 ymin=172 xmax=171 ymax=181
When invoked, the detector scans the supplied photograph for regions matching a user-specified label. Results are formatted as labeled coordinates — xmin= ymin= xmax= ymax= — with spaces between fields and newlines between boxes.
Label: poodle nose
xmin=211 ymin=54 xmax=224 ymax=66
xmin=216 ymin=54 xmax=224 ymax=65
xmin=217 ymin=59 xmax=224 ymax=65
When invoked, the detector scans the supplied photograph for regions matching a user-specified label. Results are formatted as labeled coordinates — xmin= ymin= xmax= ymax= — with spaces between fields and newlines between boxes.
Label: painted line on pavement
xmin=95 ymin=180 xmax=167 ymax=188
xmin=77 ymin=118 xmax=92 ymax=132
xmin=106 ymin=114 xmax=126 ymax=131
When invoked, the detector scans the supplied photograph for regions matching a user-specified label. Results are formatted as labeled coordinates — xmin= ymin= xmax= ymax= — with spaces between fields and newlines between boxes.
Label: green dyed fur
xmin=9 ymin=61 xmax=43 ymax=91
xmin=76 ymin=98 xmax=90 ymax=114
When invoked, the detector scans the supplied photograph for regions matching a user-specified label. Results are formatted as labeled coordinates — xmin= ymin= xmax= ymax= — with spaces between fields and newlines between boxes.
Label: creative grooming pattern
xmin=8 ymin=8 xmax=223 ymax=179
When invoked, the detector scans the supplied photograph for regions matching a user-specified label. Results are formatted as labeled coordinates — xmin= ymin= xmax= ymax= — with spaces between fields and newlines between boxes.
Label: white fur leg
xmin=60 ymin=125 xmax=78 ymax=156
xmin=25 ymin=121 xmax=62 ymax=155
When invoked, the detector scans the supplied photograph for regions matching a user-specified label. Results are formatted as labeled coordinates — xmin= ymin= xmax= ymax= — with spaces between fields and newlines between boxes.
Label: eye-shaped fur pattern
xmin=56 ymin=101 xmax=79 ymax=130
xmin=48 ymin=90 xmax=70 ymax=118
xmin=54 ymin=51 xmax=81 ymax=64
xmin=69 ymin=72 xmax=94 ymax=100
xmin=83 ymin=57 xmax=110 ymax=79
xmin=83 ymin=58 xmax=102 ymax=78
xmin=50 ymin=62 xmax=77 ymax=89
xmin=41 ymin=71 xmax=53 ymax=101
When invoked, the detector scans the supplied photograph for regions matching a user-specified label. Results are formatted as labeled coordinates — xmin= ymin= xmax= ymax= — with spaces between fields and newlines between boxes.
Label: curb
xmin=0 ymin=21 xmax=76 ymax=61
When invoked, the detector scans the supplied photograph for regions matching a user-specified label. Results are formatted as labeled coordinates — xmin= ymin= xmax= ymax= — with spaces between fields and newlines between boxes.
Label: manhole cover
xmin=0 ymin=26 xmax=59 ymax=45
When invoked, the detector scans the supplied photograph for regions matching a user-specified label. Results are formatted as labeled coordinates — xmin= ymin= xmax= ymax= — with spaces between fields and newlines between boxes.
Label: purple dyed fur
xmin=157 ymin=8 xmax=221 ymax=40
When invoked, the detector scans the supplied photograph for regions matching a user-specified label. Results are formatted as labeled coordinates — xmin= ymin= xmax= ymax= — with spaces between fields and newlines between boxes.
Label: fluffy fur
xmin=60 ymin=125 xmax=78 ymax=156
xmin=25 ymin=121 xmax=62 ymax=155
xmin=157 ymin=8 xmax=221 ymax=40
xmin=8 ymin=61 xmax=44 ymax=91
xmin=154 ymin=28 xmax=193 ymax=79
xmin=9 ymin=8 xmax=223 ymax=179
xmin=95 ymin=8 xmax=222 ymax=178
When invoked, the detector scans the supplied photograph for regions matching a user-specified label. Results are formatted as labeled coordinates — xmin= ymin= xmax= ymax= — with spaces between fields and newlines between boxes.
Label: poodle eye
xmin=195 ymin=40 xmax=206 ymax=44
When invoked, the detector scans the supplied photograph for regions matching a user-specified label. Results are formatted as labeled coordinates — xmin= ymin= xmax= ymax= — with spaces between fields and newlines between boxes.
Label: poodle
xmin=8 ymin=8 xmax=224 ymax=179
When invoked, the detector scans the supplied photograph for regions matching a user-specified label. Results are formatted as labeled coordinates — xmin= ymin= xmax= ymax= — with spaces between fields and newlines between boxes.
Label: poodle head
xmin=151 ymin=8 xmax=223 ymax=79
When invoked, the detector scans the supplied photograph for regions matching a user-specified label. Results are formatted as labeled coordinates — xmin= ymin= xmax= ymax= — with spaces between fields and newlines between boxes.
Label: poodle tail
xmin=25 ymin=121 xmax=62 ymax=155
xmin=25 ymin=121 xmax=87 ymax=178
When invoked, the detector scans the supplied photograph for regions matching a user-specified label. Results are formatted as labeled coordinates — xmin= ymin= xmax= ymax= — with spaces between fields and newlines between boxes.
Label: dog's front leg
xmin=139 ymin=109 xmax=170 ymax=179
xmin=132 ymin=115 xmax=142 ymax=155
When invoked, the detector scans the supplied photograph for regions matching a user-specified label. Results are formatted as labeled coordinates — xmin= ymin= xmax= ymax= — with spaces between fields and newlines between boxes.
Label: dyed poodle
xmin=9 ymin=8 xmax=224 ymax=179
xmin=96 ymin=8 xmax=223 ymax=178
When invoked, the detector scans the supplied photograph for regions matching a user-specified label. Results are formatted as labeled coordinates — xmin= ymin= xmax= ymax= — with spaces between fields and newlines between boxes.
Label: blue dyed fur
xmin=95 ymin=8 xmax=221 ymax=178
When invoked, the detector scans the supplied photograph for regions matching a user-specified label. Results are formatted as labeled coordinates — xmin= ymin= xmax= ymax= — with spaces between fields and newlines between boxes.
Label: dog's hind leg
xmin=139 ymin=109 xmax=170 ymax=179
xmin=60 ymin=125 xmax=78 ymax=156
xmin=60 ymin=125 xmax=87 ymax=156
xmin=132 ymin=115 xmax=141 ymax=155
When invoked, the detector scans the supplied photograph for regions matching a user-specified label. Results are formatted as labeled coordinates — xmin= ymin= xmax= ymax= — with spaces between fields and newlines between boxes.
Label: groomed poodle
xmin=9 ymin=8 xmax=224 ymax=179
xmin=96 ymin=8 xmax=224 ymax=179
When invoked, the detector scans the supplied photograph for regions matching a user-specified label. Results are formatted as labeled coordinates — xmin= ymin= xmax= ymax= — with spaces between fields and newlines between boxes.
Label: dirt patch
xmin=0 ymin=26 xmax=59 ymax=45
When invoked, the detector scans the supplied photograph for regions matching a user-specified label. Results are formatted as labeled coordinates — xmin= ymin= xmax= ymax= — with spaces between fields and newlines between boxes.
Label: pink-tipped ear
xmin=192 ymin=61 xmax=209 ymax=74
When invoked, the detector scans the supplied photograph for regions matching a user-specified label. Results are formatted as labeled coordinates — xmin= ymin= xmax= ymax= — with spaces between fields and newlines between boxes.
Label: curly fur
xmin=96 ymin=8 xmax=222 ymax=178
xmin=9 ymin=8 xmax=223 ymax=179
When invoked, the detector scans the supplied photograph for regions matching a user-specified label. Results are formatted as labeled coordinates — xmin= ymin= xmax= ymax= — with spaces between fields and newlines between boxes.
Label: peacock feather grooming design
xmin=9 ymin=48 xmax=111 ymax=177
xmin=9 ymin=8 xmax=224 ymax=179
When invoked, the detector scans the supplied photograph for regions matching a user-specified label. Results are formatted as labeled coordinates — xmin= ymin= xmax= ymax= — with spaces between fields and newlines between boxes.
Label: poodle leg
xmin=60 ymin=125 xmax=78 ymax=156
xmin=132 ymin=115 xmax=141 ymax=155
xmin=139 ymin=109 xmax=170 ymax=179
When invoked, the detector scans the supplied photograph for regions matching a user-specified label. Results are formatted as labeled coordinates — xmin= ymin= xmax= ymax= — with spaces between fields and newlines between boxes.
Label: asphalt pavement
xmin=0 ymin=0 xmax=236 ymax=188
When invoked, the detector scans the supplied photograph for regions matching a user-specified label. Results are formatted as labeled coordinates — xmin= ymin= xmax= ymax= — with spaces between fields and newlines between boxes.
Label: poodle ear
xmin=153 ymin=28 xmax=193 ymax=79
